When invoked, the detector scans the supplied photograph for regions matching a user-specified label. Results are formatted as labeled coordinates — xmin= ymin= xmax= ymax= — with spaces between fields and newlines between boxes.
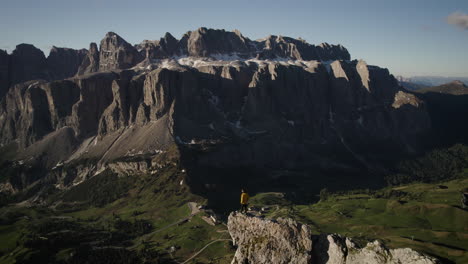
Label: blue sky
xmin=1 ymin=0 xmax=467 ymax=77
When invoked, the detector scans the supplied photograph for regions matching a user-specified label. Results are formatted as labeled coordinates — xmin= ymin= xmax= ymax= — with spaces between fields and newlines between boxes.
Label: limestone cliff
xmin=0 ymin=57 xmax=431 ymax=193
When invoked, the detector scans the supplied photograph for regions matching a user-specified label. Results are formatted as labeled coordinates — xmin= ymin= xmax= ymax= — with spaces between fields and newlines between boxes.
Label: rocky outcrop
xmin=313 ymin=234 xmax=439 ymax=264
xmin=228 ymin=212 xmax=313 ymax=264
xmin=227 ymin=213 xmax=439 ymax=264
xmin=47 ymin=46 xmax=87 ymax=80
xmin=98 ymin=32 xmax=143 ymax=72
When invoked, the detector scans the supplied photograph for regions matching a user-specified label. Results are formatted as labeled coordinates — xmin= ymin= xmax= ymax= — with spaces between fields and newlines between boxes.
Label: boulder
xmin=228 ymin=212 xmax=313 ymax=264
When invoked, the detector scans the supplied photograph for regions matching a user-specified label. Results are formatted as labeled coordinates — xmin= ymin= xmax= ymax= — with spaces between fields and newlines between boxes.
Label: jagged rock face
xmin=228 ymin=212 xmax=313 ymax=264
xmin=76 ymin=43 xmax=100 ymax=75
xmin=227 ymin=213 xmax=439 ymax=264
xmin=47 ymin=46 xmax=87 ymax=80
xmin=134 ymin=28 xmax=350 ymax=61
xmin=72 ymin=72 xmax=117 ymax=137
xmin=0 ymin=59 xmax=430 ymax=167
xmin=256 ymin=35 xmax=350 ymax=61
xmin=2 ymin=28 xmax=350 ymax=96
xmin=0 ymin=45 xmax=86 ymax=100
xmin=0 ymin=49 xmax=9 ymax=98
xmin=0 ymin=73 xmax=117 ymax=147
xmin=316 ymin=42 xmax=350 ymax=61
xmin=0 ymin=80 xmax=50 ymax=146
xmin=0 ymin=28 xmax=351 ymax=97
xmin=186 ymin=28 xmax=251 ymax=57
xmin=136 ymin=32 xmax=180 ymax=60
xmin=313 ymin=234 xmax=439 ymax=264
xmin=99 ymin=32 xmax=143 ymax=72
xmin=9 ymin=44 xmax=48 ymax=86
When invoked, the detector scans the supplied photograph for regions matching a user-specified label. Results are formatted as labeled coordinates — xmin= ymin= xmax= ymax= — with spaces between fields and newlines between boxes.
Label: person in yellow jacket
xmin=240 ymin=189 xmax=249 ymax=213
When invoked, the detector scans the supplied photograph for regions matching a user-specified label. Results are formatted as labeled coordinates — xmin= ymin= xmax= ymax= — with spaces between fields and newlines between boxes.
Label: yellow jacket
xmin=240 ymin=192 xmax=249 ymax=204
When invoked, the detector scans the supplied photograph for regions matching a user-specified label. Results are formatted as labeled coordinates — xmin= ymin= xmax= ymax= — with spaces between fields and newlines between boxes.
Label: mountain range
xmin=1 ymin=27 xmax=467 ymax=206
xmin=396 ymin=75 xmax=468 ymax=91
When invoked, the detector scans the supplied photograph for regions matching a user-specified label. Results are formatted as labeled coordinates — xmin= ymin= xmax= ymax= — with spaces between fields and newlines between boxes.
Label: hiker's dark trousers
xmin=240 ymin=203 xmax=248 ymax=213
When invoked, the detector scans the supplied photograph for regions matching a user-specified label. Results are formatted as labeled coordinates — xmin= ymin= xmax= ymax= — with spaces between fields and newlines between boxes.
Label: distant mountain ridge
xmin=397 ymin=75 xmax=468 ymax=90
xmin=416 ymin=80 xmax=468 ymax=95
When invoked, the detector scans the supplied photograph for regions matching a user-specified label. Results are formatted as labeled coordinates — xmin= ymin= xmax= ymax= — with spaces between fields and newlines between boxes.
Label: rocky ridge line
xmin=0 ymin=44 xmax=87 ymax=99
xmin=0 ymin=28 xmax=351 ymax=100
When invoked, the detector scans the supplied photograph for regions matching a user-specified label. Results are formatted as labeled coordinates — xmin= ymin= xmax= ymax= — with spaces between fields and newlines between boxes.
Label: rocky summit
xmin=228 ymin=212 xmax=439 ymax=264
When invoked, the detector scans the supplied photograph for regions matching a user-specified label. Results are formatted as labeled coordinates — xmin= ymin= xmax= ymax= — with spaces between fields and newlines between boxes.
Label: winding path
xmin=130 ymin=202 xmax=232 ymax=263
xmin=179 ymin=238 xmax=232 ymax=264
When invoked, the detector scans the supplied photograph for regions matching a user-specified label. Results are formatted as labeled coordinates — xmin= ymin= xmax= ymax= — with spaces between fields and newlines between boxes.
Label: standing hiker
xmin=240 ymin=189 xmax=249 ymax=213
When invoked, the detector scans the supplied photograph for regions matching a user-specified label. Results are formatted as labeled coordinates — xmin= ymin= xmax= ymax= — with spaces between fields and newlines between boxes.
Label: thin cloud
xmin=447 ymin=11 xmax=468 ymax=30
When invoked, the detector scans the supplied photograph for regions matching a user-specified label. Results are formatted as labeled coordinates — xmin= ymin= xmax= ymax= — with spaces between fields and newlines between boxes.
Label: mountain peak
xmin=163 ymin=32 xmax=176 ymax=41
xmin=99 ymin=31 xmax=143 ymax=71
xmin=105 ymin=31 xmax=120 ymax=38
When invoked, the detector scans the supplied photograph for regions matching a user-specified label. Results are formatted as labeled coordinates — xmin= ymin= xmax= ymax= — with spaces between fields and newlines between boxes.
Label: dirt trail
xmin=131 ymin=202 xmax=232 ymax=263
xmin=179 ymin=239 xmax=232 ymax=264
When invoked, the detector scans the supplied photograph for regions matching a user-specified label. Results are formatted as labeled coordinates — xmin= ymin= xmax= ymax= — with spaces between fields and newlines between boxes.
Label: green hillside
xmin=0 ymin=147 xmax=235 ymax=264
xmin=250 ymin=178 xmax=468 ymax=263
xmin=1 ymin=144 xmax=468 ymax=263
